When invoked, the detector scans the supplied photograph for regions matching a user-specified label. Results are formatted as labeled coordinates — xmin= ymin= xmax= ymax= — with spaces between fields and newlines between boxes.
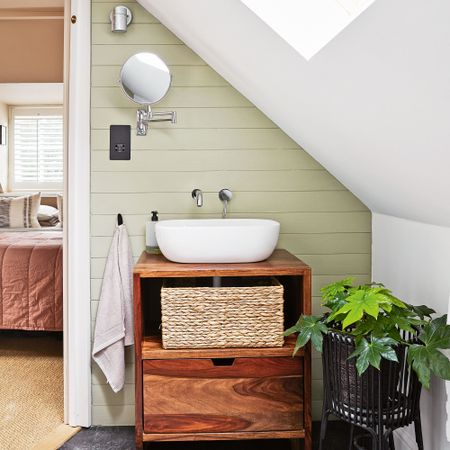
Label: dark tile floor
xmin=60 ymin=421 xmax=354 ymax=450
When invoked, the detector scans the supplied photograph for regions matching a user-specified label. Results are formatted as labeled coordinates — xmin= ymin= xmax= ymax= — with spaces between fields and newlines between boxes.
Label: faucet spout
xmin=221 ymin=200 xmax=228 ymax=219
xmin=191 ymin=189 xmax=203 ymax=207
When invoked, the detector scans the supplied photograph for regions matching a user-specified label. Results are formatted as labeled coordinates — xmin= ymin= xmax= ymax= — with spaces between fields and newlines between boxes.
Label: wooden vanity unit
xmin=133 ymin=249 xmax=312 ymax=449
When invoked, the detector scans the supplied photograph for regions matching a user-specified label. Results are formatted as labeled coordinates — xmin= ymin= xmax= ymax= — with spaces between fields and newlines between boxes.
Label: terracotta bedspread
xmin=0 ymin=231 xmax=63 ymax=331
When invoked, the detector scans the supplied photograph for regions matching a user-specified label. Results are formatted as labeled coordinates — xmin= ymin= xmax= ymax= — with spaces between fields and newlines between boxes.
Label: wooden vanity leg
xmin=304 ymin=432 xmax=312 ymax=450
xmin=134 ymin=274 xmax=144 ymax=450
xmin=135 ymin=435 xmax=143 ymax=450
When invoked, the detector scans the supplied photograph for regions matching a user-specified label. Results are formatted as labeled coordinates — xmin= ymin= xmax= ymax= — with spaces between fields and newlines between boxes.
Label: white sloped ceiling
xmin=138 ymin=0 xmax=450 ymax=227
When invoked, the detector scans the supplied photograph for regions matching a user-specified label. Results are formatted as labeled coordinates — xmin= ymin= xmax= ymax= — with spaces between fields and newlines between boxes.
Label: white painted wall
xmin=372 ymin=213 xmax=450 ymax=449
xmin=240 ymin=0 xmax=375 ymax=60
xmin=0 ymin=100 xmax=8 ymax=189
xmin=138 ymin=0 xmax=450 ymax=228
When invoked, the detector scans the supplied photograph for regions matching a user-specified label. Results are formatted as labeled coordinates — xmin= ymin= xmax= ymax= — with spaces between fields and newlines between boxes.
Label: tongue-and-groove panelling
xmin=90 ymin=0 xmax=371 ymax=425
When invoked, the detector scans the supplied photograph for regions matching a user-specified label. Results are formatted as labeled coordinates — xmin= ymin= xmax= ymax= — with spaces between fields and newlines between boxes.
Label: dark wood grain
xmin=142 ymin=430 xmax=306 ymax=442
xmin=143 ymin=359 xmax=303 ymax=434
xmin=134 ymin=249 xmax=309 ymax=278
xmin=144 ymin=414 xmax=252 ymax=433
xmin=143 ymin=357 xmax=302 ymax=378
xmin=142 ymin=335 xmax=301 ymax=359
xmin=302 ymin=269 xmax=312 ymax=450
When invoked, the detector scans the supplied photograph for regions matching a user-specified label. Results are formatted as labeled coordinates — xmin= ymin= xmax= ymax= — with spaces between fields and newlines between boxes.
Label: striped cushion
xmin=0 ymin=193 xmax=41 ymax=228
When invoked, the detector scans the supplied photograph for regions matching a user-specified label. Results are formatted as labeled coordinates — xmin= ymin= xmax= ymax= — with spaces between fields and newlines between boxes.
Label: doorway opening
xmin=0 ymin=1 xmax=78 ymax=447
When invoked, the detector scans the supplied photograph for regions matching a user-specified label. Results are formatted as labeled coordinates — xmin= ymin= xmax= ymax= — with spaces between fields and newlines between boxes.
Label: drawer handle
xmin=211 ymin=358 xmax=235 ymax=367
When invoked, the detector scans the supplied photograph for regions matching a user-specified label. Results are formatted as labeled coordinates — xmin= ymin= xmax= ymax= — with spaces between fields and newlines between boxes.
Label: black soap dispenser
xmin=145 ymin=211 xmax=161 ymax=254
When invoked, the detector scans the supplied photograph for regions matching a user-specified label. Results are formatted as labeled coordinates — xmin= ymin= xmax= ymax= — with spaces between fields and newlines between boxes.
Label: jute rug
xmin=0 ymin=335 xmax=77 ymax=450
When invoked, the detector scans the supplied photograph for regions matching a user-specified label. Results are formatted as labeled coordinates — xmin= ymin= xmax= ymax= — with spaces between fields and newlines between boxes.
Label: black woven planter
xmin=319 ymin=330 xmax=423 ymax=450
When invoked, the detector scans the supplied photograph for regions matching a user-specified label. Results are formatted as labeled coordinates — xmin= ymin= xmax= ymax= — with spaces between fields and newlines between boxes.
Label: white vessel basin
xmin=155 ymin=219 xmax=280 ymax=263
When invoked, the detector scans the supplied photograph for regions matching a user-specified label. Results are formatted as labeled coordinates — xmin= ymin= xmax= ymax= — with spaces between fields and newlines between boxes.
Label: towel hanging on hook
xmin=117 ymin=213 xmax=123 ymax=226
xmin=92 ymin=217 xmax=134 ymax=393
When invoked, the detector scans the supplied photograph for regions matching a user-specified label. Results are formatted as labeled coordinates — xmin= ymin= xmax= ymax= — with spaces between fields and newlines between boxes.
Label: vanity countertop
xmin=134 ymin=248 xmax=310 ymax=278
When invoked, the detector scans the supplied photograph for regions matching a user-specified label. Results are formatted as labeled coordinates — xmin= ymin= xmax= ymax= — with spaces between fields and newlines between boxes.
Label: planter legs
xmin=414 ymin=416 xmax=424 ymax=450
xmin=318 ymin=404 xmax=330 ymax=450
xmin=388 ymin=432 xmax=395 ymax=450
xmin=348 ymin=424 xmax=354 ymax=450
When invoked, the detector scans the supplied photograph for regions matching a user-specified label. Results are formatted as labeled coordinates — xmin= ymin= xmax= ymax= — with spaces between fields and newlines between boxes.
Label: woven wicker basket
xmin=160 ymin=277 xmax=284 ymax=349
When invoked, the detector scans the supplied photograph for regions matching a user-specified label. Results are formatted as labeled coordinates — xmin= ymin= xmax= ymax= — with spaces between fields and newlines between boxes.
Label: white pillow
xmin=38 ymin=204 xmax=59 ymax=220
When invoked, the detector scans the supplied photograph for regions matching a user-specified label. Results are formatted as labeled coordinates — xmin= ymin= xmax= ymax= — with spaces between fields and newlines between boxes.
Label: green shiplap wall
xmin=90 ymin=0 xmax=371 ymax=425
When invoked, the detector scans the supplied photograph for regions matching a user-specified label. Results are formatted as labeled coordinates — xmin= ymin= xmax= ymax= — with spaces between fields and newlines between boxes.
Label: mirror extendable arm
xmin=149 ymin=111 xmax=177 ymax=123
xmin=136 ymin=105 xmax=176 ymax=136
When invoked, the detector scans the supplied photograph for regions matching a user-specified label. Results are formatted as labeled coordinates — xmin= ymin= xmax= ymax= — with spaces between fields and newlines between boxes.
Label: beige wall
xmin=90 ymin=0 xmax=372 ymax=425
xmin=0 ymin=101 xmax=7 ymax=189
xmin=0 ymin=17 xmax=63 ymax=83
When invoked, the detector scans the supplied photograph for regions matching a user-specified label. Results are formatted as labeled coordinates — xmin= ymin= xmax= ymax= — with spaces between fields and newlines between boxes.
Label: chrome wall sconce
xmin=110 ymin=5 xmax=133 ymax=33
xmin=119 ymin=53 xmax=177 ymax=136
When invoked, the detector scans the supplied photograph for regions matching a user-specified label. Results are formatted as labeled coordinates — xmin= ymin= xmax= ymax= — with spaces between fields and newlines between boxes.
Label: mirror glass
xmin=119 ymin=52 xmax=171 ymax=105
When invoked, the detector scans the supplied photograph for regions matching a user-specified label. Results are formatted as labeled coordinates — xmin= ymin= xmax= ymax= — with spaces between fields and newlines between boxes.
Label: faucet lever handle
xmin=218 ymin=189 xmax=232 ymax=202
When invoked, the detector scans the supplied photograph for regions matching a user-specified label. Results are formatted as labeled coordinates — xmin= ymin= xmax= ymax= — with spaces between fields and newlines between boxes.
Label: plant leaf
xmin=284 ymin=324 xmax=300 ymax=336
xmin=419 ymin=315 xmax=450 ymax=350
xmin=407 ymin=317 xmax=450 ymax=388
xmin=428 ymin=348 xmax=450 ymax=381
xmin=407 ymin=344 xmax=431 ymax=389
xmin=320 ymin=278 xmax=353 ymax=302
xmin=381 ymin=292 xmax=407 ymax=309
xmin=349 ymin=337 xmax=370 ymax=374
xmin=411 ymin=304 xmax=436 ymax=319
xmin=352 ymin=315 xmax=388 ymax=338
xmin=335 ymin=289 xmax=381 ymax=329
xmin=349 ymin=336 xmax=398 ymax=376
xmin=285 ymin=315 xmax=328 ymax=355
xmin=386 ymin=307 xmax=417 ymax=333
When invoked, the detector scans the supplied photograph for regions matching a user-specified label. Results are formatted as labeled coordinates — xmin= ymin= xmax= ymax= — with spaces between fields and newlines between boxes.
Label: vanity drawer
xmin=143 ymin=357 xmax=303 ymax=434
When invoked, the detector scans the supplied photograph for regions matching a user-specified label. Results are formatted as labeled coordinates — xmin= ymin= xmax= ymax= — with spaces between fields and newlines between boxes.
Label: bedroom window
xmin=10 ymin=106 xmax=63 ymax=191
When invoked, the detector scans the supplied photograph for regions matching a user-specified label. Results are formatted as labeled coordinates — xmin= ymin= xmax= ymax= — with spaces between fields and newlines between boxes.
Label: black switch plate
xmin=110 ymin=125 xmax=131 ymax=160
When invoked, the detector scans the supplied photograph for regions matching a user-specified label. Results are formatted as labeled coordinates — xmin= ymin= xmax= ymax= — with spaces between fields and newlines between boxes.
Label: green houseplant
xmin=285 ymin=278 xmax=450 ymax=389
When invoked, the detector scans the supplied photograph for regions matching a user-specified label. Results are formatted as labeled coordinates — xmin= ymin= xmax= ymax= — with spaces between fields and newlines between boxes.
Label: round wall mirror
xmin=119 ymin=52 xmax=171 ymax=105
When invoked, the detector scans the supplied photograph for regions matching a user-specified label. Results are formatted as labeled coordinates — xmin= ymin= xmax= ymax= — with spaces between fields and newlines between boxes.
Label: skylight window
xmin=240 ymin=0 xmax=375 ymax=60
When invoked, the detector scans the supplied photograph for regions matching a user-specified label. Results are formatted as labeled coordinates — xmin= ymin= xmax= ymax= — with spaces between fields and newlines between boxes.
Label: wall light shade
xmin=110 ymin=5 xmax=133 ymax=33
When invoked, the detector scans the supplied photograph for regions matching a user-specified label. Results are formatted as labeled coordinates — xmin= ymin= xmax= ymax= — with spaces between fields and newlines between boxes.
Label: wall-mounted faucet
xmin=219 ymin=189 xmax=232 ymax=218
xmin=191 ymin=188 xmax=203 ymax=207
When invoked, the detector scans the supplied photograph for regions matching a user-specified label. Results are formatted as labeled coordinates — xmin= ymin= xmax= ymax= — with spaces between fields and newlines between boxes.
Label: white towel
xmin=92 ymin=223 xmax=134 ymax=393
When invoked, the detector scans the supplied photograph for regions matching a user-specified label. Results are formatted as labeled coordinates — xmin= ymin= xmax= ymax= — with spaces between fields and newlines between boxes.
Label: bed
xmin=0 ymin=230 xmax=63 ymax=331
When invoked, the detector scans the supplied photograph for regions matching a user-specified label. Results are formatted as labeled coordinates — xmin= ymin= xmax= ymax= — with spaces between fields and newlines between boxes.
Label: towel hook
xmin=117 ymin=213 xmax=123 ymax=226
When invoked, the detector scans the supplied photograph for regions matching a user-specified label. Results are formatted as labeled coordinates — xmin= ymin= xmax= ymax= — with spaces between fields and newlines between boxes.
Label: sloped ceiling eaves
xmin=138 ymin=0 xmax=450 ymax=227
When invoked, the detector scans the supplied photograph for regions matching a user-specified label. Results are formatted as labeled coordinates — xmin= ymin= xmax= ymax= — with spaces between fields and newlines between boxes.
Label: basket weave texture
xmin=161 ymin=277 xmax=284 ymax=349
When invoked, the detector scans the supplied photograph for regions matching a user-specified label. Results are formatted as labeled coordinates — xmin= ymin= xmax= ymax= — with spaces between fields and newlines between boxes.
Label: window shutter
xmin=12 ymin=108 xmax=63 ymax=190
